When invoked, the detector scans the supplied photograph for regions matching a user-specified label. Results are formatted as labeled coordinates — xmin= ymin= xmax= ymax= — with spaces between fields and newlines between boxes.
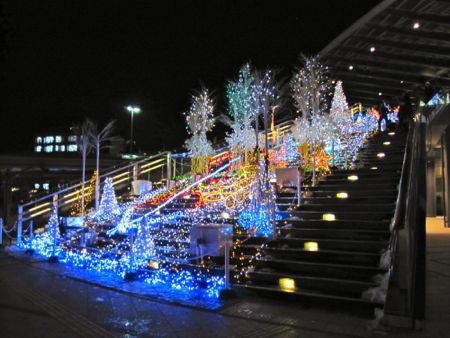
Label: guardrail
xmin=384 ymin=114 xmax=426 ymax=328
xmin=16 ymin=151 xmax=181 ymax=243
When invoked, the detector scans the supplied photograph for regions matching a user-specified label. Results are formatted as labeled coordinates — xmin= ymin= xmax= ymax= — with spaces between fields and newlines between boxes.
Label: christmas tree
xmin=184 ymin=88 xmax=215 ymax=174
xmin=132 ymin=217 xmax=154 ymax=263
xmin=47 ymin=205 xmax=60 ymax=240
xmin=94 ymin=177 xmax=121 ymax=222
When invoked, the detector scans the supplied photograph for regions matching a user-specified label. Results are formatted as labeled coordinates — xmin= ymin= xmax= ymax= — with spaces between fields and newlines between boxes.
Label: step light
xmin=148 ymin=260 xmax=160 ymax=269
xmin=370 ymin=167 xmax=378 ymax=170
xmin=383 ymin=141 xmax=391 ymax=145
xmin=323 ymin=213 xmax=336 ymax=221
xmin=347 ymin=175 xmax=358 ymax=181
xmin=388 ymin=132 xmax=395 ymax=136
xmin=279 ymin=278 xmax=296 ymax=292
xmin=304 ymin=241 xmax=319 ymax=252
xmin=336 ymin=192 xmax=348 ymax=199
xmin=377 ymin=153 xmax=386 ymax=158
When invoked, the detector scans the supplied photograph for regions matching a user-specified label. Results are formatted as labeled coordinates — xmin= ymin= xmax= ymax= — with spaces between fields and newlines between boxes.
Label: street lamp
xmin=126 ymin=106 xmax=141 ymax=153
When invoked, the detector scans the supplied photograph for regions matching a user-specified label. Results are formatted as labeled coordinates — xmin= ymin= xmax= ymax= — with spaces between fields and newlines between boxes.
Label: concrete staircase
xmin=240 ymin=130 xmax=406 ymax=308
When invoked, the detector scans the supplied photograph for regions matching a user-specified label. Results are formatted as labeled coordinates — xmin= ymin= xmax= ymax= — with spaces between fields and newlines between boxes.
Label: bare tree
xmin=77 ymin=119 xmax=95 ymax=216
xmin=90 ymin=120 xmax=116 ymax=211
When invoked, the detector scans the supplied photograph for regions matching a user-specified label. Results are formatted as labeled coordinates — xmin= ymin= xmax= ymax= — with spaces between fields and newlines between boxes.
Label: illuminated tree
xmin=77 ymin=119 xmax=95 ymax=216
xmin=91 ymin=120 xmax=116 ymax=211
xmin=94 ymin=177 xmax=121 ymax=222
xmin=132 ymin=217 xmax=154 ymax=263
xmin=184 ymin=88 xmax=215 ymax=174
xmin=291 ymin=55 xmax=329 ymax=119
xmin=223 ymin=63 xmax=256 ymax=160
xmin=290 ymin=55 xmax=332 ymax=184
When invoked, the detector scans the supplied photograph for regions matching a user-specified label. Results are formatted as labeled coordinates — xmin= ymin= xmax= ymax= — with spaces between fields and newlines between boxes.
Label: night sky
xmin=0 ymin=0 xmax=380 ymax=154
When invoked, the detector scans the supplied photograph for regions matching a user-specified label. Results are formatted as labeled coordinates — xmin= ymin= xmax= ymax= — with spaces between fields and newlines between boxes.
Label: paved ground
xmin=1 ymin=217 xmax=449 ymax=338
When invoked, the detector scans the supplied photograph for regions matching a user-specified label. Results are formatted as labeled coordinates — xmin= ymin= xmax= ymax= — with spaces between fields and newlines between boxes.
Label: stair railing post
xmin=133 ymin=163 xmax=138 ymax=181
xmin=166 ymin=152 xmax=172 ymax=188
xmin=17 ymin=205 xmax=23 ymax=244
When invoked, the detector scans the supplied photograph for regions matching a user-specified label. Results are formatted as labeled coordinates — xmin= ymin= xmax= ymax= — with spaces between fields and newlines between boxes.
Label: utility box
xmin=132 ymin=180 xmax=152 ymax=195
xmin=190 ymin=224 xmax=232 ymax=257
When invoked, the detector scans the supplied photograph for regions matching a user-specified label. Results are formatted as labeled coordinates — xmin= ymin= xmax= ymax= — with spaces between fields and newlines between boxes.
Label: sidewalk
xmin=1 ymin=218 xmax=449 ymax=337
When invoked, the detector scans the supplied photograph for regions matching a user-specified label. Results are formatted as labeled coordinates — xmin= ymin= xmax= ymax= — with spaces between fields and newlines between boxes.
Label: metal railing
xmin=384 ymin=115 xmax=426 ymax=328
xmin=16 ymin=151 xmax=181 ymax=243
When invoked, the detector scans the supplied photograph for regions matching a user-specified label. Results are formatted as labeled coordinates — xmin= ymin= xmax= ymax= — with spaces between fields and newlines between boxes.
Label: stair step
xmin=262 ymin=247 xmax=381 ymax=266
xmin=281 ymin=210 xmax=393 ymax=221
xmin=279 ymin=227 xmax=390 ymax=240
xmin=235 ymin=284 xmax=384 ymax=307
xmin=296 ymin=203 xmax=395 ymax=212
xmin=246 ymin=270 xmax=378 ymax=299
xmin=277 ymin=219 xmax=389 ymax=230
xmin=268 ymin=237 xmax=388 ymax=252
xmin=255 ymin=257 xmax=386 ymax=282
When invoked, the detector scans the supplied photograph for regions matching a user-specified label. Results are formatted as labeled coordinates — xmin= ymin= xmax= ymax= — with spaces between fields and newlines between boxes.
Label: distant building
xmin=34 ymin=134 xmax=79 ymax=153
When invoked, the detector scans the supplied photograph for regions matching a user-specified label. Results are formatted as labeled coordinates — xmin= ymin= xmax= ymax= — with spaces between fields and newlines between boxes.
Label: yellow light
xmin=336 ymin=192 xmax=348 ymax=199
xmin=377 ymin=153 xmax=386 ymax=158
xmin=348 ymin=175 xmax=358 ymax=181
xmin=388 ymin=132 xmax=395 ymax=136
xmin=383 ymin=141 xmax=390 ymax=145
xmin=304 ymin=241 xmax=319 ymax=251
xmin=323 ymin=213 xmax=336 ymax=221
xmin=148 ymin=260 xmax=159 ymax=269
xmin=371 ymin=167 xmax=378 ymax=170
xmin=221 ymin=212 xmax=230 ymax=219
xmin=279 ymin=278 xmax=296 ymax=292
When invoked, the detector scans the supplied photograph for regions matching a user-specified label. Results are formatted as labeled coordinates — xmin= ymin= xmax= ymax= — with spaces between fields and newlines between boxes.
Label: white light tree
xmin=223 ymin=63 xmax=256 ymax=162
xmin=329 ymin=80 xmax=351 ymax=166
xmin=184 ymin=88 xmax=215 ymax=175
xmin=90 ymin=120 xmax=116 ymax=211
xmin=94 ymin=177 xmax=121 ymax=222
xmin=290 ymin=55 xmax=332 ymax=185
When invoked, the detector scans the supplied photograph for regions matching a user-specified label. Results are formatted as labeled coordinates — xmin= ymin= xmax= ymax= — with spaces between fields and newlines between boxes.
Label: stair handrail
xmin=384 ymin=115 xmax=427 ymax=328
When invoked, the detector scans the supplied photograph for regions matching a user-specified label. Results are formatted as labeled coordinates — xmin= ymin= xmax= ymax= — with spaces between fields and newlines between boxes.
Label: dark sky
xmin=0 ymin=0 xmax=380 ymax=153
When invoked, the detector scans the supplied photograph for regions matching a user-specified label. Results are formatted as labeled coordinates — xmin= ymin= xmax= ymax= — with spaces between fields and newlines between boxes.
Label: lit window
xmin=55 ymin=136 xmax=63 ymax=143
xmin=44 ymin=145 xmax=54 ymax=153
xmin=68 ymin=135 xmax=77 ymax=142
xmin=67 ymin=144 xmax=77 ymax=152
xmin=36 ymin=137 xmax=42 ymax=144
xmin=43 ymin=183 xmax=49 ymax=190
xmin=60 ymin=145 xmax=65 ymax=152
xmin=35 ymin=145 xmax=42 ymax=152
xmin=34 ymin=183 xmax=40 ymax=189
xmin=44 ymin=136 xmax=54 ymax=144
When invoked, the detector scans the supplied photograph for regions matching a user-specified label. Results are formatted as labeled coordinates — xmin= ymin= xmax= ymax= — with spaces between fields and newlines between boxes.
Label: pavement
xmin=1 ymin=217 xmax=449 ymax=338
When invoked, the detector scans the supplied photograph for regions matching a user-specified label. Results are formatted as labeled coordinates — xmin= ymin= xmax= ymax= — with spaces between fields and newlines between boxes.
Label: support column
xmin=426 ymin=153 xmax=436 ymax=217
xmin=442 ymin=127 xmax=450 ymax=227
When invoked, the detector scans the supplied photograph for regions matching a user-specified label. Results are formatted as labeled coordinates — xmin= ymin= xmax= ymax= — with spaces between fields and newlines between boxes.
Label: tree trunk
xmin=81 ymin=148 xmax=86 ymax=216
xmin=95 ymin=141 xmax=100 ymax=211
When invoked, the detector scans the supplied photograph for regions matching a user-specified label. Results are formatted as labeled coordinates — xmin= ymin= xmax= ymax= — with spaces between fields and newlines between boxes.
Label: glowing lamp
xmin=388 ymin=132 xmax=395 ymax=136
xmin=347 ymin=175 xmax=358 ymax=181
xmin=323 ymin=213 xmax=336 ymax=221
xmin=221 ymin=212 xmax=230 ymax=219
xmin=279 ymin=278 xmax=296 ymax=292
xmin=148 ymin=260 xmax=160 ymax=269
xmin=377 ymin=153 xmax=386 ymax=158
xmin=304 ymin=241 xmax=319 ymax=251
xmin=413 ymin=22 xmax=420 ymax=29
xmin=370 ymin=167 xmax=378 ymax=170
xmin=183 ymin=194 xmax=191 ymax=199
xmin=336 ymin=192 xmax=348 ymax=199
xmin=383 ymin=141 xmax=391 ymax=145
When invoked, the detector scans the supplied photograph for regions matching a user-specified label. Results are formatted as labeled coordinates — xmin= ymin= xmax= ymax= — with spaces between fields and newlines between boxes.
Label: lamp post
xmin=126 ymin=106 xmax=141 ymax=153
